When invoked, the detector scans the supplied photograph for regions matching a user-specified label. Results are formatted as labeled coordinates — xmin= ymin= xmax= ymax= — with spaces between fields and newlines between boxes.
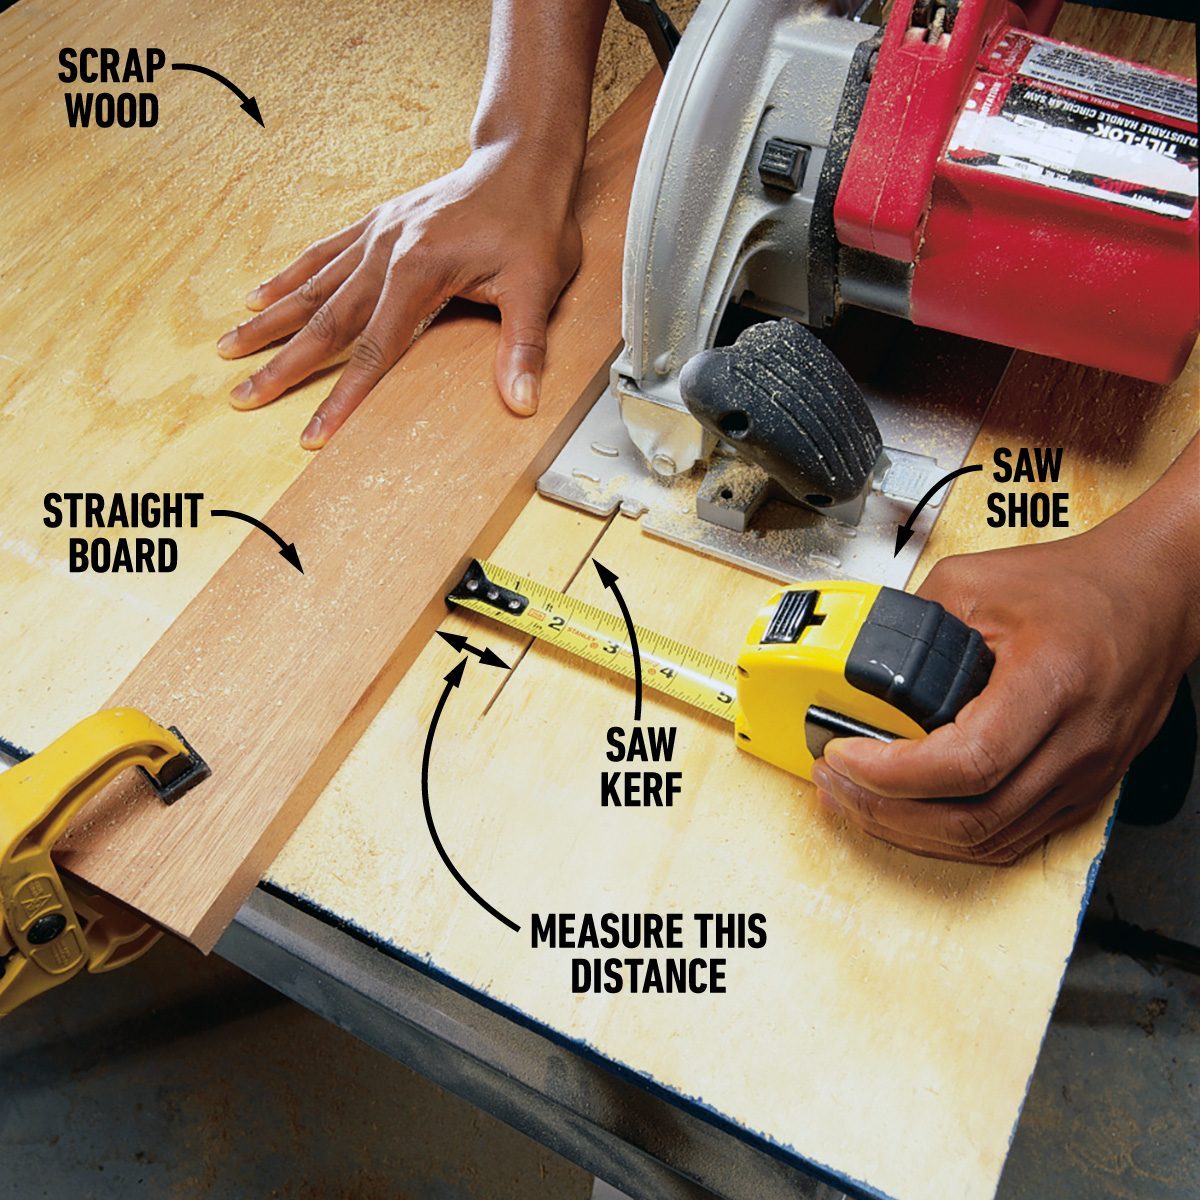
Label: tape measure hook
xmin=448 ymin=560 xmax=530 ymax=617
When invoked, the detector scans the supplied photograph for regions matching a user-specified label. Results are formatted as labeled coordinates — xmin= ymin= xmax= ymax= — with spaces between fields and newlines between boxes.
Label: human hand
xmin=217 ymin=144 xmax=583 ymax=448
xmin=811 ymin=514 xmax=1197 ymax=864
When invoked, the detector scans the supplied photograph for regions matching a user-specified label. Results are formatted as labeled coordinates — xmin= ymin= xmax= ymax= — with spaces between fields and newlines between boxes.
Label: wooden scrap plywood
xmin=267 ymin=337 xmax=1196 ymax=1200
xmin=1 ymin=0 xmax=514 ymax=677
xmin=0 ymin=0 xmax=662 ymax=752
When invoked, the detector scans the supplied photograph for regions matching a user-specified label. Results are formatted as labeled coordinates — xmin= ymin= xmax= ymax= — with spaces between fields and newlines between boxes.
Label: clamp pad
xmin=137 ymin=725 xmax=211 ymax=805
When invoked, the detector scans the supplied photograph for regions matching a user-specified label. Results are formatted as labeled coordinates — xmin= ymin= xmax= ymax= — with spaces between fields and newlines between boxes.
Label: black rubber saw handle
xmin=679 ymin=319 xmax=883 ymax=508
xmin=616 ymin=0 xmax=681 ymax=69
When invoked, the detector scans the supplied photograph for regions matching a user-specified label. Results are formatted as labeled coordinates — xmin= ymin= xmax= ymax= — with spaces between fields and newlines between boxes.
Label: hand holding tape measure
xmin=448 ymin=560 xmax=993 ymax=782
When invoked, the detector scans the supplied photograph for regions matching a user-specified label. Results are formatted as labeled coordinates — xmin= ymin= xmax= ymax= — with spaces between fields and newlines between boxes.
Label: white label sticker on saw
xmin=947 ymin=31 xmax=1198 ymax=219
xmin=1017 ymin=40 xmax=1195 ymax=125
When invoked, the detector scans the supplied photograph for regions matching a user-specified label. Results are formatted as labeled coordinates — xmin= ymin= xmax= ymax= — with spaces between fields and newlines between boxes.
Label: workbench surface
xmin=2 ymin=3 xmax=1195 ymax=1199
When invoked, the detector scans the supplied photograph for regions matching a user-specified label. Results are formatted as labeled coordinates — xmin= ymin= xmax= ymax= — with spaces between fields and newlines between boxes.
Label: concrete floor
xmin=3 ymin=677 xmax=1196 ymax=1200
xmin=995 ymin=673 xmax=1200 ymax=1200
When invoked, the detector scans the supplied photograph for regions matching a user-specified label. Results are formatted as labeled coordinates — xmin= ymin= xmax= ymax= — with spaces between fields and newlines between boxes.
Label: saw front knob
xmin=679 ymin=319 xmax=884 ymax=511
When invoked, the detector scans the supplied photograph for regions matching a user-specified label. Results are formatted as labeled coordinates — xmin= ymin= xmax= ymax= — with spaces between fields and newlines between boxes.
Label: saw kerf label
xmin=603 ymin=724 xmax=682 ymax=807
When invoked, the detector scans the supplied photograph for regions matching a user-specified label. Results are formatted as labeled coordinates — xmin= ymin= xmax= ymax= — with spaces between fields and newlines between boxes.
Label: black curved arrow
xmin=436 ymin=630 xmax=510 ymax=669
xmin=171 ymin=62 xmax=263 ymax=125
xmin=211 ymin=508 xmax=302 ymax=572
xmin=423 ymin=659 xmax=520 ymax=933
xmin=894 ymin=463 xmax=983 ymax=556
xmin=593 ymin=559 xmax=643 ymax=721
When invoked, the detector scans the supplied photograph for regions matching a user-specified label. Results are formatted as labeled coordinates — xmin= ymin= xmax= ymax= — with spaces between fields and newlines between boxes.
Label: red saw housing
xmin=834 ymin=0 xmax=1199 ymax=383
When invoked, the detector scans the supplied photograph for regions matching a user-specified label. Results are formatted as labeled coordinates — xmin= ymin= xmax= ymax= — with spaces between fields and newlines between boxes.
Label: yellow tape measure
xmin=448 ymin=560 xmax=737 ymax=720
xmin=448 ymin=559 xmax=995 ymax=783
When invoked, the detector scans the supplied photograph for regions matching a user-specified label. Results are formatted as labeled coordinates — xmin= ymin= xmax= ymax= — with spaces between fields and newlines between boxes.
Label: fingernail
xmin=230 ymin=378 xmax=254 ymax=407
xmin=217 ymin=331 xmax=237 ymax=356
xmin=510 ymin=372 xmax=539 ymax=415
xmin=245 ymin=287 xmax=264 ymax=308
xmin=300 ymin=416 xmax=325 ymax=450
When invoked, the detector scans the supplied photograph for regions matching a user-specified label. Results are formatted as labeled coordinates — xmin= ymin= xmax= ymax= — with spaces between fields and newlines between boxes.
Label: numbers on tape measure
xmin=450 ymin=561 xmax=737 ymax=721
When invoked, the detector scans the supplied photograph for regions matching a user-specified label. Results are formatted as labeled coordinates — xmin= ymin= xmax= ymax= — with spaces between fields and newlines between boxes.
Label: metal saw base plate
xmin=538 ymin=318 xmax=1011 ymax=587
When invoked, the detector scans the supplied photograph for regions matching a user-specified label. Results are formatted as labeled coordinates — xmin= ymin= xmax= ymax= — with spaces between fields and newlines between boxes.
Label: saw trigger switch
xmin=758 ymin=138 xmax=810 ymax=193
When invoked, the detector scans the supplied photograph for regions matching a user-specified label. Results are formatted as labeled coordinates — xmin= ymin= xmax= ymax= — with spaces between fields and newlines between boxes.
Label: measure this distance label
xmin=531 ymin=911 xmax=768 ymax=995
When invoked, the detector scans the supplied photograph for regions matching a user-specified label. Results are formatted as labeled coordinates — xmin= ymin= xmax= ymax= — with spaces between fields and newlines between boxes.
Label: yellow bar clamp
xmin=0 ymin=708 xmax=209 ymax=1018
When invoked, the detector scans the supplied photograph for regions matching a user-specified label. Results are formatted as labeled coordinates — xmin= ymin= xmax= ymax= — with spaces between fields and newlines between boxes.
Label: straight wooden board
xmin=65 ymin=77 xmax=659 ymax=951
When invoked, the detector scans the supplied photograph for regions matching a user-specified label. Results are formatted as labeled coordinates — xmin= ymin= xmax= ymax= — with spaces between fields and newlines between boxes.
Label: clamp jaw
xmin=0 ymin=709 xmax=209 ymax=1017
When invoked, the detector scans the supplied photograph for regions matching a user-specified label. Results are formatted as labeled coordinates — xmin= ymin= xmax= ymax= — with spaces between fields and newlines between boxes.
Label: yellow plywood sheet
xmin=265 ymin=11 xmax=1197 ymax=1198
xmin=3 ymin=1 xmax=1196 ymax=1197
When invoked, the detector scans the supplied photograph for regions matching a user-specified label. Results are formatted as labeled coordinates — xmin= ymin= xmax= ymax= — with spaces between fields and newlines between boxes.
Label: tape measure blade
xmin=448 ymin=560 xmax=737 ymax=722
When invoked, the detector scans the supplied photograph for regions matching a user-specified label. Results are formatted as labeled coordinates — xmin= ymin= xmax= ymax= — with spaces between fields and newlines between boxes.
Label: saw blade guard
xmin=612 ymin=0 xmax=877 ymax=476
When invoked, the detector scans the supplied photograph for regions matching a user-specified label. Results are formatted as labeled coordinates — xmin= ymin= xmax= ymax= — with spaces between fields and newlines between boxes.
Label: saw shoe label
xmin=986 ymin=447 xmax=1070 ymax=528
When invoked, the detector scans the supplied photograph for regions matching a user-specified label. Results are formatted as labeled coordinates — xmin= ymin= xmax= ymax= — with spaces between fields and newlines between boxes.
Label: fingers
xmin=816 ymin=781 xmax=1090 ymax=865
xmin=812 ymin=741 xmax=1109 ymax=864
xmin=822 ymin=654 xmax=1054 ymax=800
xmin=244 ymin=218 xmax=369 ymax=312
xmin=218 ymin=247 xmax=362 ymax=359
xmin=993 ymin=800 xmax=1093 ymax=863
xmin=299 ymin=270 xmax=450 ymax=449
xmin=229 ymin=271 xmax=377 ymax=411
xmin=494 ymin=286 xmax=555 ymax=416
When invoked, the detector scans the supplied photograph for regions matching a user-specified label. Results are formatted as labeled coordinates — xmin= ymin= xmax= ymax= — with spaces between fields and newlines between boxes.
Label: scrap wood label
xmin=58 ymin=47 xmax=264 ymax=127
xmin=531 ymin=911 xmax=768 ymax=995
xmin=59 ymin=47 xmax=165 ymax=127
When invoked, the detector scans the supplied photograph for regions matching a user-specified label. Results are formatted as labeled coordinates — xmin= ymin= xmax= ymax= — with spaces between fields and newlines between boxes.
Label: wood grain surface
xmin=3 ymin=1 xmax=1196 ymax=1198
xmin=0 ymin=0 xmax=668 ymax=750
xmin=70 ymin=76 xmax=654 ymax=951
xmin=267 ymin=372 xmax=1199 ymax=1199
xmin=0 ymin=0 xmax=672 ymax=744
